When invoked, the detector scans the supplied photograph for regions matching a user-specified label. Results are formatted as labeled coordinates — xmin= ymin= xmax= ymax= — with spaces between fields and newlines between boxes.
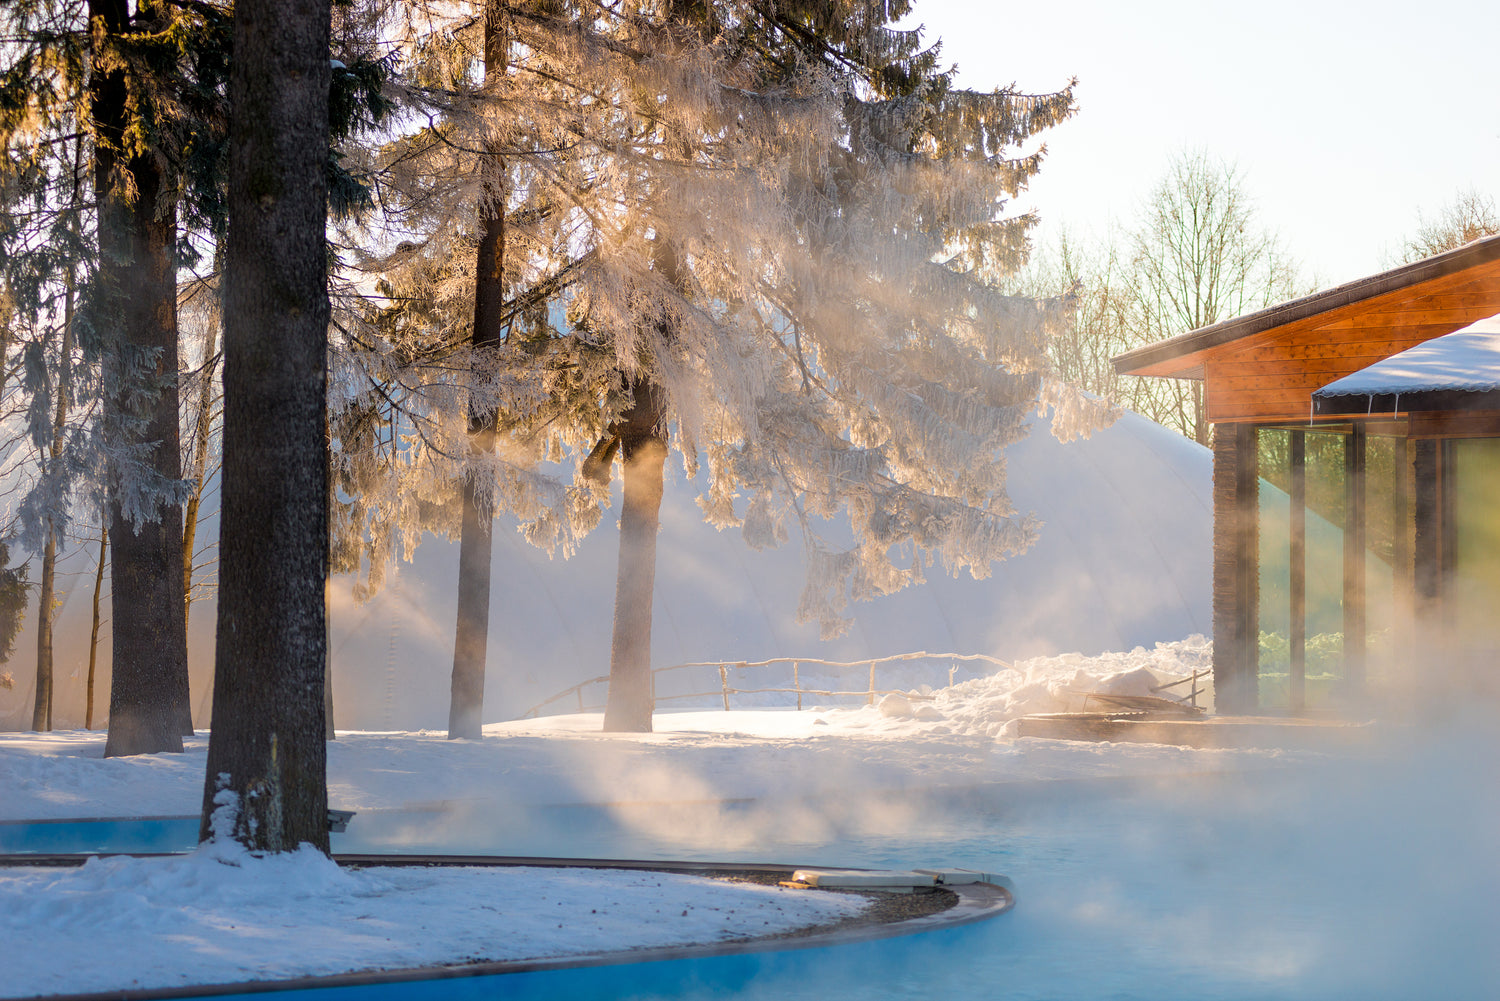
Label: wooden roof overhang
xmin=1111 ymin=236 xmax=1500 ymax=424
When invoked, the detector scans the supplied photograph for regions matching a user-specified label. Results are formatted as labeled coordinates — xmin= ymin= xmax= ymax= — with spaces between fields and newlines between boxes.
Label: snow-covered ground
xmin=0 ymin=637 xmax=1246 ymax=823
xmin=6 ymin=637 xmax=1496 ymax=1000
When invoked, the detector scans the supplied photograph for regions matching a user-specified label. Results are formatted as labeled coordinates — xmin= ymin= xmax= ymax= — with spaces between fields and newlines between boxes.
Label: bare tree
xmin=1032 ymin=150 xmax=1306 ymax=445
xmin=1398 ymin=188 xmax=1499 ymax=263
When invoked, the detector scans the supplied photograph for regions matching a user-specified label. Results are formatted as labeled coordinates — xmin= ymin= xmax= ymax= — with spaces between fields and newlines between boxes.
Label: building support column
xmin=1411 ymin=439 xmax=1444 ymax=684
xmin=1343 ymin=426 xmax=1367 ymax=692
xmin=1290 ymin=430 xmax=1306 ymax=713
xmin=1212 ymin=423 xmax=1259 ymax=714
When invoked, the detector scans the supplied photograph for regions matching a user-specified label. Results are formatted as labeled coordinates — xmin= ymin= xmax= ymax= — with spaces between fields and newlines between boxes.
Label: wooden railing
xmin=519 ymin=652 xmax=1013 ymax=719
xmin=1150 ymin=667 xmax=1209 ymax=708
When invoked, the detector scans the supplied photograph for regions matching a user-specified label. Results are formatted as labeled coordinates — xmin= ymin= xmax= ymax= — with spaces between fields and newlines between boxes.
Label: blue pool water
xmin=6 ymin=749 xmax=1497 ymax=1000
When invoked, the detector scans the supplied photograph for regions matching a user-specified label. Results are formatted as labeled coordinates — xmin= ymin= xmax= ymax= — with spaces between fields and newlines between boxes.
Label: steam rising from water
xmin=328 ymin=707 xmax=1500 ymax=999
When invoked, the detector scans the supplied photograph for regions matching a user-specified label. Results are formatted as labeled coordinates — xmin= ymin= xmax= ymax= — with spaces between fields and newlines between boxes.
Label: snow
xmin=0 ymin=637 xmax=1241 ymax=823
xmin=1 ymin=848 xmax=865 ymax=999
xmin=1314 ymin=312 xmax=1500 ymax=398
xmin=10 ymin=637 xmax=1493 ymax=999
xmin=0 ymin=637 xmax=1283 ymax=998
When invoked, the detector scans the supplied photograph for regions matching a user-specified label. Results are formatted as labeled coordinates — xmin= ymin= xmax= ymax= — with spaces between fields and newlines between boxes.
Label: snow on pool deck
xmin=0 ymin=846 xmax=870 ymax=999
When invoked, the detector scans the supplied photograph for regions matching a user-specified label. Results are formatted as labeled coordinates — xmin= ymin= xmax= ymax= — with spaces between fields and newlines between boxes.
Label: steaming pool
xmin=7 ymin=743 xmax=1495 ymax=1001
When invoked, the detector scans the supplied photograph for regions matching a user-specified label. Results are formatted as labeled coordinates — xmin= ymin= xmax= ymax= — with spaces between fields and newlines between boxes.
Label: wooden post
xmin=1212 ymin=423 xmax=1259 ymax=714
xmin=793 ymin=661 xmax=801 ymax=710
xmin=1344 ymin=426 xmax=1367 ymax=691
xmin=1290 ymin=429 xmax=1306 ymax=713
xmin=868 ymin=662 xmax=877 ymax=705
xmin=719 ymin=664 xmax=730 ymax=711
xmin=1412 ymin=439 xmax=1442 ymax=674
xmin=1440 ymin=439 xmax=1457 ymax=615
xmin=1390 ymin=436 xmax=1411 ymax=681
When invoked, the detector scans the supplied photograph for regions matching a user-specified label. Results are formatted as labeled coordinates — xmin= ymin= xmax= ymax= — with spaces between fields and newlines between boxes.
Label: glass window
xmin=1449 ymin=438 xmax=1500 ymax=658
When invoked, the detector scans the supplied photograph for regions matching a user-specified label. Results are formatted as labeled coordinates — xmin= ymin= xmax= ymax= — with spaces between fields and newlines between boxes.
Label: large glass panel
xmin=1258 ymin=429 xmax=1350 ymax=710
xmin=1302 ymin=431 xmax=1346 ymax=708
xmin=1449 ymin=438 xmax=1500 ymax=662
xmin=1362 ymin=435 xmax=1400 ymax=690
xmin=1257 ymin=430 xmax=1293 ymax=709
xmin=1259 ymin=429 xmax=1406 ymax=711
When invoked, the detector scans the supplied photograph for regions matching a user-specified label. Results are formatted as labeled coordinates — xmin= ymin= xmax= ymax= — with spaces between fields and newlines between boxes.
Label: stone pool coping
xmin=3 ymin=853 xmax=1014 ymax=1001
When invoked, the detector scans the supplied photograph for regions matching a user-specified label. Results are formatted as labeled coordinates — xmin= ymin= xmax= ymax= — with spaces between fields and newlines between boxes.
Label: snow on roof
xmin=1315 ymin=313 xmax=1500 ymax=400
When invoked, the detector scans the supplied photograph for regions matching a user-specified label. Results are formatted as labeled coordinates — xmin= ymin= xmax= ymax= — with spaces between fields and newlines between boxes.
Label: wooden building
xmin=1113 ymin=236 xmax=1500 ymax=713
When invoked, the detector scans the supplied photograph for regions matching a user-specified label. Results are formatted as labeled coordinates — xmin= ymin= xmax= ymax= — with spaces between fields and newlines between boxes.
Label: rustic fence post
xmin=719 ymin=664 xmax=731 ymax=711
xmin=793 ymin=661 xmax=802 ymax=710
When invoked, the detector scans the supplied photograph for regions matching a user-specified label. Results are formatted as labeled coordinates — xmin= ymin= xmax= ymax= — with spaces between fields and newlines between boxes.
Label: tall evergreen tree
xmin=583 ymin=0 xmax=1091 ymax=730
xmin=93 ymin=0 xmax=192 ymax=754
xmin=1 ymin=0 xmax=95 ymax=734
xmin=0 ymin=0 xmax=235 ymax=745
xmin=447 ymin=0 xmax=510 ymax=740
xmin=338 ymin=0 xmax=1096 ymax=734
xmin=199 ymin=0 xmax=334 ymax=854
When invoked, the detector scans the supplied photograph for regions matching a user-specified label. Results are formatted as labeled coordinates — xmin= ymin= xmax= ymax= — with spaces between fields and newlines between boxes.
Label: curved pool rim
xmin=3 ymin=852 xmax=1014 ymax=1001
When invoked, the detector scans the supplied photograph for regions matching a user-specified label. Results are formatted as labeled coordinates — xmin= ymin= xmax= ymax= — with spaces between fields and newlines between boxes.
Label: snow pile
xmin=870 ymin=636 xmax=1213 ymax=737
xmin=0 ymin=848 xmax=868 ymax=999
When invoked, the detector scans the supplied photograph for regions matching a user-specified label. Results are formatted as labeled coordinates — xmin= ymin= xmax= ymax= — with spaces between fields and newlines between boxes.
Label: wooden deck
xmin=1014 ymin=712 xmax=1375 ymax=750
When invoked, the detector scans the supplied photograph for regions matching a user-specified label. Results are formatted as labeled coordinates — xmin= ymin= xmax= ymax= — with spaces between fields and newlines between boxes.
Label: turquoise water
xmin=6 ymin=753 xmax=1497 ymax=1000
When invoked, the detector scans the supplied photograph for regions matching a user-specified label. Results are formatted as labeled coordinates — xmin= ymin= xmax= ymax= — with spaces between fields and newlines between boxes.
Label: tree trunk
xmin=33 ymin=289 xmax=67 ymax=729
xmin=324 ymin=415 xmax=335 ymax=741
xmin=31 ymin=529 xmax=54 ymax=732
xmin=447 ymin=3 xmax=508 ymax=741
xmin=33 ymin=141 xmax=84 ymax=734
xmin=602 ymin=377 xmax=667 ymax=733
xmin=182 ymin=271 xmax=219 ymax=635
xmin=324 ymin=573 xmax=335 ymax=739
xmin=93 ymin=0 xmax=190 ymax=757
xmin=199 ymin=0 xmax=332 ymax=854
xmin=448 ymin=474 xmax=495 ymax=738
xmin=86 ymin=528 xmax=107 ymax=730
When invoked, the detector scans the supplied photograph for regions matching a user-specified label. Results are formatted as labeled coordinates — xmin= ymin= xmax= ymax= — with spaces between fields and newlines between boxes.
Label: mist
xmin=0 ymin=408 xmax=1213 ymax=733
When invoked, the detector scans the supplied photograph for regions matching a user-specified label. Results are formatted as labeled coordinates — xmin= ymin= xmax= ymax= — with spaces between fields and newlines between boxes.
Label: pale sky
xmin=910 ymin=0 xmax=1500 ymax=288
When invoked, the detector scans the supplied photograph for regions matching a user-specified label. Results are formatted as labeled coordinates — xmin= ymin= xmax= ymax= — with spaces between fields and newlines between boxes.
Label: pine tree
xmin=569 ymin=0 xmax=1094 ymax=730
xmin=0 ymin=0 xmax=236 ymax=746
xmin=199 ymin=0 xmax=334 ymax=855
xmin=0 ymin=544 xmax=29 ymax=669
xmin=447 ymin=0 xmax=510 ymax=740
xmin=1 ymin=0 xmax=95 ymax=733
xmin=92 ymin=0 xmax=194 ymax=754
xmin=342 ymin=0 xmax=1098 ymax=734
